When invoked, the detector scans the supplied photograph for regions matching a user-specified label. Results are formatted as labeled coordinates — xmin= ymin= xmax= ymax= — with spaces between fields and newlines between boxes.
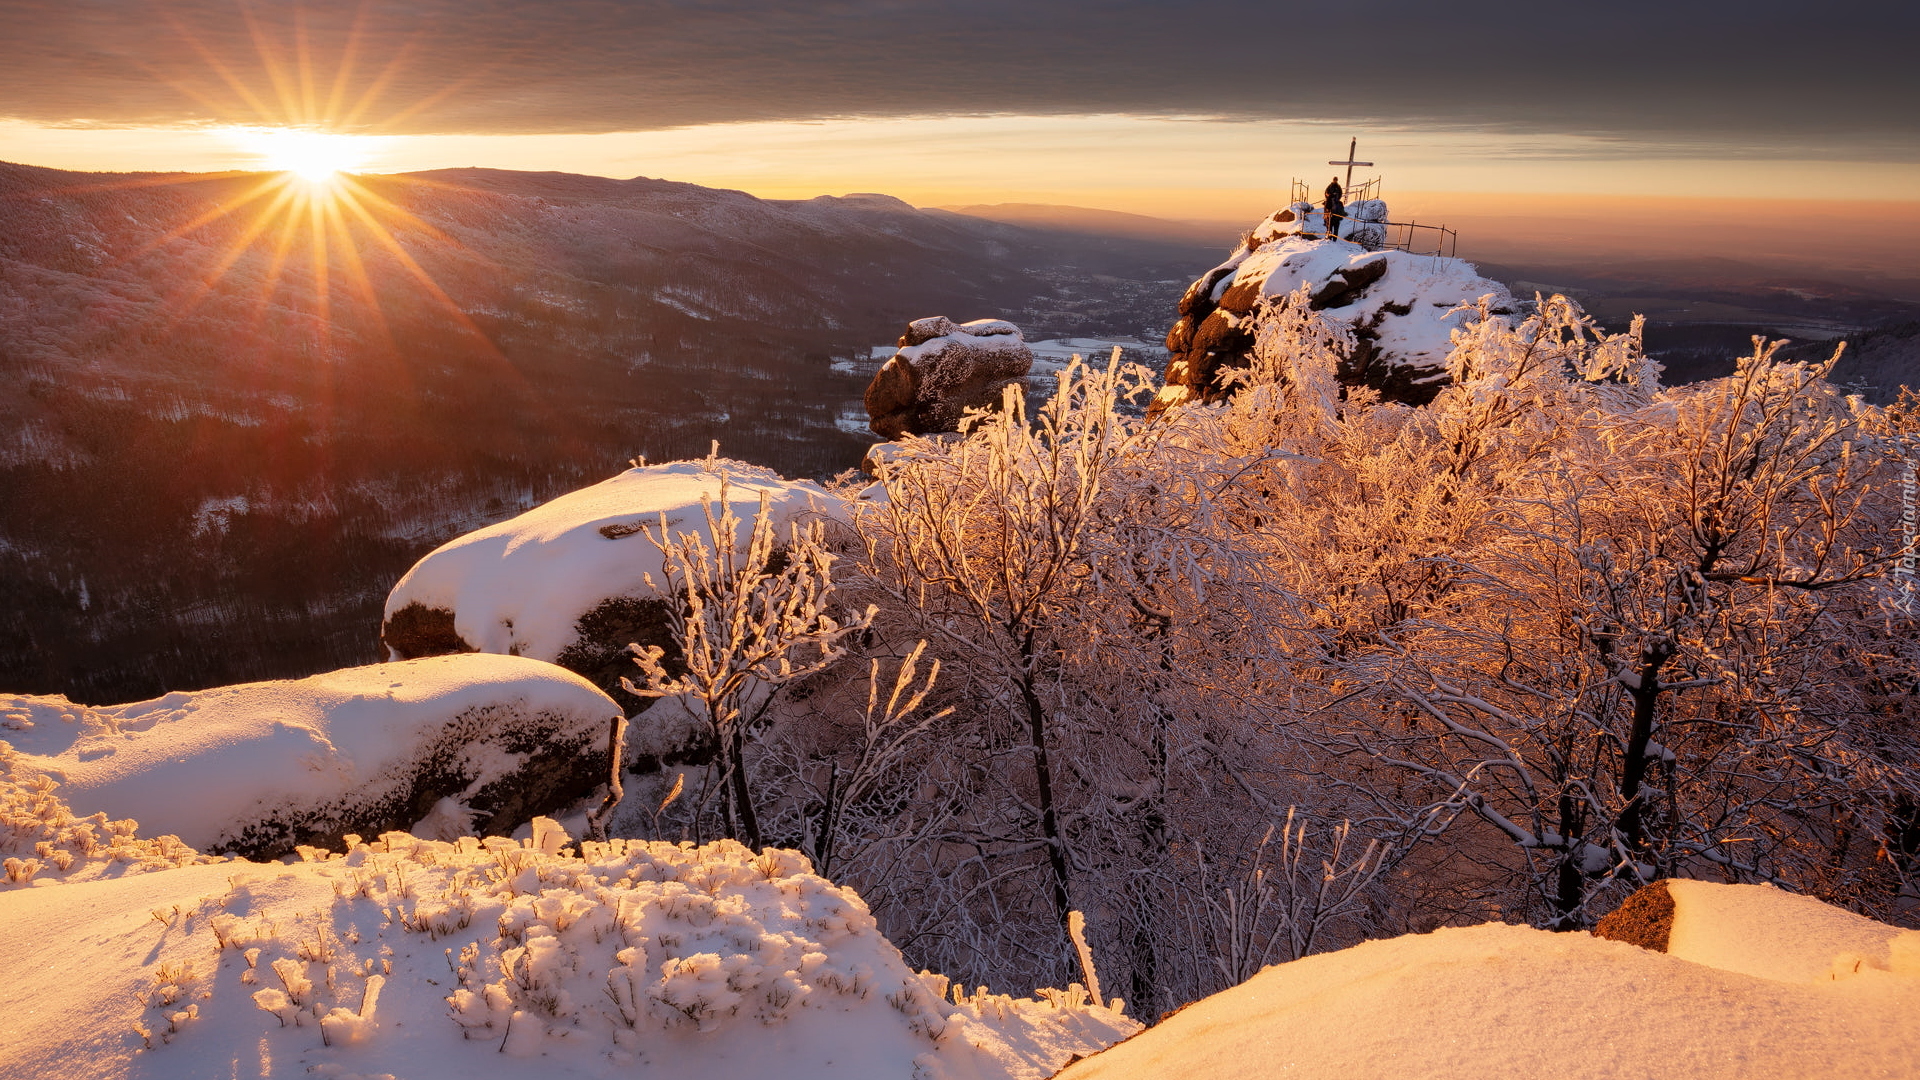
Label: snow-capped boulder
xmin=382 ymin=457 xmax=847 ymax=718
xmin=0 ymin=823 xmax=1138 ymax=1080
xmin=1150 ymin=214 xmax=1516 ymax=417
xmin=0 ymin=654 xmax=622 ymax=859
xmin=1060 ymin=882 xmax=1920 ymax=1080
xmin=864 ymin=316 xmax=1034 ymax=440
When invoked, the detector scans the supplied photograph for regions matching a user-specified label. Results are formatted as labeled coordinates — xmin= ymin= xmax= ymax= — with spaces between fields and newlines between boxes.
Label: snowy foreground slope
xmin=0 ymin=813 xmax=1135 ymax=1080
xmin=1060 ymin=880 xmax=1920 ymax=1080
xmin=1 ymin=655 xmax=622 ymax=859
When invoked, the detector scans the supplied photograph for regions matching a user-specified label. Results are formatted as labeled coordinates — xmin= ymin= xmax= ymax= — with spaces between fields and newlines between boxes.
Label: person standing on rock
xmin=1323 ymin=178 xmax=1346 ymax=241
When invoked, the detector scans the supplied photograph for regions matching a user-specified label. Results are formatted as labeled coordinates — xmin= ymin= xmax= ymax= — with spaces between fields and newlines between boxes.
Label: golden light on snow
xmin=231 ymin=127 xmax=374 ymax=184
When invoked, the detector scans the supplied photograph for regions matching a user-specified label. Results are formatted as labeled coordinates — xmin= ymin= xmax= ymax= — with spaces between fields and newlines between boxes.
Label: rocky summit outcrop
xmin=1150 ymin=205 xmax=1517 ymax=417
xmin=864 ymin=316 xmax=1034 ymax=440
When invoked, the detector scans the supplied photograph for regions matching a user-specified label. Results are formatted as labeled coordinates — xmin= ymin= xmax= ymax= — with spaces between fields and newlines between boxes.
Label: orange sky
xmin=6 ymin=114 xmax=1918 ymax=229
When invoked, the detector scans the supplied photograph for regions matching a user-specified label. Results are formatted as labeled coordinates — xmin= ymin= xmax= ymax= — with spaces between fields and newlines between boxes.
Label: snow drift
xmin=1 ymin=654 xmax=622 ymax=859
xmin=0 ymin=817 xmax=1137 ymax=1080
xmin=1059 ymin=881 xmax=1920 ymax=1080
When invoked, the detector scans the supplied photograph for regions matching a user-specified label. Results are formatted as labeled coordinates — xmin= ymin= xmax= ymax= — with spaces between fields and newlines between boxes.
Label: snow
xmin=0 ymin=820 xmax=1136 ymax=1080
xmin=1025 ymin=337 xmax=1166 ymax=376
xmin=0 ymin=655 xmax=620 ymax=858
xmin=892 ymin=318 xmax=1031 ymax=372
xmin=836 ymin=406 xmax=876 ymax=436
xmin=1059 ymin=883 xmax=1920 ymax=1080
xmin=1209 ymin=234 xmax=1515 ymax=379
xmin=384 ymin=458 xmax=848 ymax=662
xmin=1664 ymin=879 xmax=1920 ymax=983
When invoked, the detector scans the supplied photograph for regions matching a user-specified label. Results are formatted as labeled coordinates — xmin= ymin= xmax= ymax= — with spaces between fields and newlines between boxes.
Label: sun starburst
xmin=88 ymin=4 xmax=498 ymax=368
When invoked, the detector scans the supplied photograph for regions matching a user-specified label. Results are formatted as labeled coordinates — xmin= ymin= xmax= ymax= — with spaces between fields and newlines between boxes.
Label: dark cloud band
xmin=3 ymin=0 xmax=1914 ymax=158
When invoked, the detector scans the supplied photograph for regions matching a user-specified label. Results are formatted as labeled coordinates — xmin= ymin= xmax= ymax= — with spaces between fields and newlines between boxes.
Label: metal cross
xmin=1328 ymin=137 xmax=1374 ymax=190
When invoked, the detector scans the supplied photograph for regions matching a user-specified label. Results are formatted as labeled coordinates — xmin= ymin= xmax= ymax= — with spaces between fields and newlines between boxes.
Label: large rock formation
xmin=0 ymin=654 xmax=623 ymax=859
xmin=1151 ymin=205 xmax=1516 ymax=416
xmin=863 ymin=316 xmax=1033 ymax=439
xmin=382 ymin=457 xmax=846 ymax=723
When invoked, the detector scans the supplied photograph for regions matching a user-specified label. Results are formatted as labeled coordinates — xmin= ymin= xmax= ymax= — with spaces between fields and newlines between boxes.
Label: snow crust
xmin=384 ymin=459 xmax=847 ymax=662
xmin=1060 ymin=883 xmax=1919 ymax=1080
xmin=1214 ymin=234 xmax=1515 ymax=379
xmin=1 ymin=655 xmax=620 ymax=855
xmin=0 ymin=821 xmax=1136 ymax=1080
xmin=1665 ymin=879 xmax=1920 ymax=983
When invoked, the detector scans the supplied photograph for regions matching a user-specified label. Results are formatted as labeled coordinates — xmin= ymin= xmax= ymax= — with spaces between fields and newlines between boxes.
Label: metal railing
xmin=1375 ymin=221 xmax=1458 ymax=258
xmin=1282 ymin=177 xmax=1457 ymax=258
xmin=1292 ymin=177 xmax=1380 ymax=205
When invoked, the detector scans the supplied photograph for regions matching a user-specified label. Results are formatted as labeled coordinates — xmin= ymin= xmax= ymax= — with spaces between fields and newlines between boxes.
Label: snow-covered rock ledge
xmin=1 ymin=654 xmax=622 ymax=860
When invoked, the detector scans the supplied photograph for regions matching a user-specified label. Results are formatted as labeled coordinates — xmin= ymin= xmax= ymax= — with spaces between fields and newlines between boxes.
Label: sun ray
xmin=121 ymin=175 xmax=285 ymax=262
xmin=153 ymin=179 xmax=304 ymax=331
xmin=323 ymin=4 xmax=374 ymax=130
xmin=307 ymin=186 xmax=333 ymax=339
xmin=240 ymin=4 xmax=306 ymax=127
xmin=294 ymin=9 xmax=320 ymax=127
xmin=322 ymin=190 xmax=398 ymax=351
xmin=90 ymin=2 xmax=528 ymax=384
xmin=161 ymin=10 xmax=281 ymax=125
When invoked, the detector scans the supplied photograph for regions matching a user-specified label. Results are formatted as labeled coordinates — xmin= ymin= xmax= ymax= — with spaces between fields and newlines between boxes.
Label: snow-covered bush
xmin=840 ymin=353 xmax=1335 ymax=1014
xmin=0 ymin=816 xmax=1137 ymax=1080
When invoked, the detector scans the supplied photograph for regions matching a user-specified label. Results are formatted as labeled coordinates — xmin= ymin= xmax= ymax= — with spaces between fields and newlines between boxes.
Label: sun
xmin=234 ymin=127 xmax=373 ymax=184
xmin=112 ymin=13 xmax=501 ymax=365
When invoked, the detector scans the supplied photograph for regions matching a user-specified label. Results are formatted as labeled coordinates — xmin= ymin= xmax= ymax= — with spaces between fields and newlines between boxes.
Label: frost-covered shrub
xmin=0 ymin=742 xmax=213 ymax=885
xmin=28 ymin=816 xmax=1134 ymax=1078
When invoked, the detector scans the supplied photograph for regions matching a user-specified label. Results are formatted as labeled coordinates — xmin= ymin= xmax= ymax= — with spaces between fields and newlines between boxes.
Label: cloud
xmin=2 ymin=0 xmax=1914 ymax=158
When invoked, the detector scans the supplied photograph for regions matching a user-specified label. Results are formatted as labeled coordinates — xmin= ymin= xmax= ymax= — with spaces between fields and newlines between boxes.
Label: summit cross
xmin=1328 ymin=137 xmax=1374 ymax=190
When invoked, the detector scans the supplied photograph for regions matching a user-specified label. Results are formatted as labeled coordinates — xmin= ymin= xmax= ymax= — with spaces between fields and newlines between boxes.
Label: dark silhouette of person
xmin=1323 ymin=177 xmax=1346 ymax=241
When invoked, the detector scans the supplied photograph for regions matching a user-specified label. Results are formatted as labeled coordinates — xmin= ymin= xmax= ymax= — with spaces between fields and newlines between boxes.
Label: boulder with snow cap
xmin=0 ymin=654 xmax=623 ymax=859
xmin=863 ymin=316 xmax=1034 ymax=440
xmin=382 ymin=457 xmax=847 ymax=719
xmin=1150 ymin=206 xmax=1518 ymax=417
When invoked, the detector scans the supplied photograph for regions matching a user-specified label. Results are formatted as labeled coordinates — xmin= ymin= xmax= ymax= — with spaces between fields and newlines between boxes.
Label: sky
xmin=2 ymin=0 xmax=1916 ymax=221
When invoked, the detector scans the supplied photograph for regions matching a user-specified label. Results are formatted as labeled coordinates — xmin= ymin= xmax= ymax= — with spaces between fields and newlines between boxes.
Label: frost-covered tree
xmin=1216 ymin=293 xmax=1920 ymax=928
xmin=622 ymin=482 xmax=874 ymax=849
xmin=841 ymin=354 xmax=1364 ymax=1013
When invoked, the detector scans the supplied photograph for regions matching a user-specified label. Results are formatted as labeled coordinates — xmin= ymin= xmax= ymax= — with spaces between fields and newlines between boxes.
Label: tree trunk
xmin=1617 ymin=645 xmax=1671 ymax=853
xmin=727 ymin=724 xmax=763 ymax=850
xmin=1017 ymin=661 xmax=1074 ymax=929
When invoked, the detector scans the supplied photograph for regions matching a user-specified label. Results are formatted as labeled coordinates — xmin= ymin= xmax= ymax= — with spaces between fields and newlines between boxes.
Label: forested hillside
xmin=0 ymin=163 xmax=1210 ymax=701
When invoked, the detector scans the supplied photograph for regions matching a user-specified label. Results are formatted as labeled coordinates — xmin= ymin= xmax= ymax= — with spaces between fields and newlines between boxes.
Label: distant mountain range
xmin=0 ymin=162 xmax=1218 ymax=703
